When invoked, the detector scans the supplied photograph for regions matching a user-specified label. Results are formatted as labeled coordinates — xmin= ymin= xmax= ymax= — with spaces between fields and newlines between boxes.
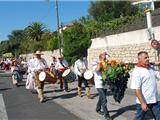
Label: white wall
xmin=90 ymin=26 xmax=160 ymax=49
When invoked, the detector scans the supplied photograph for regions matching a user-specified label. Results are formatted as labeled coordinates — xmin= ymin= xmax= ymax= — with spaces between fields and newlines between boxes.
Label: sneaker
xmin=105 ymin=115 xmax=112 ymax=120
xmin=96 ymin=111 xmax=104 ymax=115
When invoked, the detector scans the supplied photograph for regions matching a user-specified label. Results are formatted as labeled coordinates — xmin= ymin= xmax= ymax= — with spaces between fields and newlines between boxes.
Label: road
xmin=0 ymin=72 xmax=82 ymax=120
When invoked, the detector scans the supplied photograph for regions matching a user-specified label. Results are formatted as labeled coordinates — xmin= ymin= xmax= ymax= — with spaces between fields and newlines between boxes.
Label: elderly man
xmin=130 ymin=51 xmax=160 ymax=120
xmin=31 ymin=51 xmax=48 ymax=103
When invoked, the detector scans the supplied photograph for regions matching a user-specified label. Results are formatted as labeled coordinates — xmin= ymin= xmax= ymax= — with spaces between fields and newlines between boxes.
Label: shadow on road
xmin=0 ymin=87 xmax=12 ymax=91
xmin=110 ymin=104 xmax=155 ymax=120
xmin=45 ymin=92 xmax=77 ymax=102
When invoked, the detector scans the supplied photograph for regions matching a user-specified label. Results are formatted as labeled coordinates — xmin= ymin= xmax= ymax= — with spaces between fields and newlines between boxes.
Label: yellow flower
xmin=110 ymin=60 xmax=117 ymax=68
xmin=102 ymin=61 xmax=108 ymax=71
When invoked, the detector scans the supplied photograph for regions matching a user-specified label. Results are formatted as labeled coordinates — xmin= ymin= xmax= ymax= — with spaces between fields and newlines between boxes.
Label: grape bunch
xmin=107 ymin=72 xmax=130 ymax=103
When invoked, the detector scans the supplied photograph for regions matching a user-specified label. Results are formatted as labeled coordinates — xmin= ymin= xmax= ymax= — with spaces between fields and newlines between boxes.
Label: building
xmin=131 ymin=0 xmax=160 ymax=10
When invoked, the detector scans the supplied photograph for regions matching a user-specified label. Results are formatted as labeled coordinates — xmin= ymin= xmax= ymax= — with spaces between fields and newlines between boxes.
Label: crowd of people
xmin=1 ymin=50 xmax=160 ymax=120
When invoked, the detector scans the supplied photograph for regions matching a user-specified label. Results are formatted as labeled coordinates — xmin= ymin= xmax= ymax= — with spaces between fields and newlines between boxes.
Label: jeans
xmin=96 ymin=88 xmax=109 ymax=117
xmin=135 ymin=102 xmax=160 ymax=120
xmin=78 ymin=75 xmax=88 ymax=88
xmin=12 ymin=71 xmax=22 ymax=81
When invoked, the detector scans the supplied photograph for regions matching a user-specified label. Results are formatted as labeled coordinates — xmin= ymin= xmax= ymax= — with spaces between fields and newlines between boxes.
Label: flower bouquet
xmin=100 ymin=60 xmax=134 ymax=103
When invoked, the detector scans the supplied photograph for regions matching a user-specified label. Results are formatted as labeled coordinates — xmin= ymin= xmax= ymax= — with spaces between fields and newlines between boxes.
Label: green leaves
xmin=62 ymin=23 xmax=91 ymax=65
xmin=89 ymin=1 xmax=139 ymax=22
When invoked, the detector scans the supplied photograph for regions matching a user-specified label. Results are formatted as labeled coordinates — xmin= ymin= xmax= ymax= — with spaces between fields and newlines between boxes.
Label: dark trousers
xmin=96 ymin=88 xmax=110 ymax=117
xmin=78 ymin=75 xmax=88 ymax=88
xmin=135 ymin=102 xmax=160 ymax=120
xmin=60 ymin=78 xmax=68 ymax=90
xmin=57 ymin=71 xmax=68 ymax=90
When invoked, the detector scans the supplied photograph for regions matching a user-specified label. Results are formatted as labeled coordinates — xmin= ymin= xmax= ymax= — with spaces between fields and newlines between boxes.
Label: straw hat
xmin=58 ymin=55 xmax=64 ymax=59
xmin=34 ymin=50 xmax=43 ymax=55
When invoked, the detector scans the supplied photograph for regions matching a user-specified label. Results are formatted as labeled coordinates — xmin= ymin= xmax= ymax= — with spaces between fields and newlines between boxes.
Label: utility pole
xmin=55 ymin=0 xmax=61 ymax=55
xmin=60 ymin=22 xmax=64 ymax=53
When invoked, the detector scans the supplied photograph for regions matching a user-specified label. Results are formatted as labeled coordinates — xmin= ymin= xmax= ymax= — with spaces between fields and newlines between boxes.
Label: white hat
xmin=34 ymin=51 xmax=43 ymax=55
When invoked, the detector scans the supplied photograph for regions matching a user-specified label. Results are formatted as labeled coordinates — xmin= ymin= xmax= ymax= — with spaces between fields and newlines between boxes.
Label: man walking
xmin=131 ymin=51 xmax=160 ymax=120
xmin=74 ymin=56 xmax=91 ymax=98
xmin=93 ymin=52 xmax=112 ymax=120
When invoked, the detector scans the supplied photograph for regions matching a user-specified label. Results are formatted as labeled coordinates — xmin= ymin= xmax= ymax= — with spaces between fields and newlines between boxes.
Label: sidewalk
xmin=43 ymin=81 xmax=138 ymax=120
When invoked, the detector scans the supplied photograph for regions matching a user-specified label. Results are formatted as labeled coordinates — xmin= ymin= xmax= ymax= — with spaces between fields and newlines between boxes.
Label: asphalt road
xmin=0 ymin=72 xmax=82 ymax=120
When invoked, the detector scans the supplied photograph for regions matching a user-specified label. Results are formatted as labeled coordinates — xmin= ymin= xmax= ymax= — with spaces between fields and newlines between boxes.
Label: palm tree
xmin=26 ymin=22 xmax=47 ymax=42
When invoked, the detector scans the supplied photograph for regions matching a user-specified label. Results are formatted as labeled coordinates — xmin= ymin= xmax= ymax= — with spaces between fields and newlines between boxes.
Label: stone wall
xmin=88 ymin=43 xmax=157 ymax=68
xmin=87 ymin=26 xmax=160 ymax=69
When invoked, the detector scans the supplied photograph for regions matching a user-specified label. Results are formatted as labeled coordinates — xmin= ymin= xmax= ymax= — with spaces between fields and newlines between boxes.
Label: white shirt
xmin=55 ymin=59 xmax=68 ymax=70
xmin=74 ymin=59 xmax=88 ymax=76
xmin=92 ymin=62 xmax=103 ymax=88
xmin=31 ymin=58 xmax=48 ymax=72
xmin=130 ymin=66 xmax=160 ymax=104
xmin=27 ymin=59 xmax=34 ymax=73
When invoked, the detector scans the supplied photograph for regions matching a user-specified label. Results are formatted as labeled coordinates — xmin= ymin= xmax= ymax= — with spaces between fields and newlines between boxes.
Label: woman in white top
xmin=26 ymin=58 xmax=36 ymax=91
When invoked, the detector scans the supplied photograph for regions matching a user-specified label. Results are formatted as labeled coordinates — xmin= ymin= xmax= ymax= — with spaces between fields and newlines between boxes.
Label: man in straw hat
xmin=31 ymin=50 xmax=48 ymax=102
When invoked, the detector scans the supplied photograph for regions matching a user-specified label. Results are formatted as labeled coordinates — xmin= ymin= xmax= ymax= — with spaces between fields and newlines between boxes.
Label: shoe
xmin=15 ymin=83 xmax=19 ymax=87
xmin=64 ymin=89 xmax=70 ymax=92
xmin=39 ymin=97 xmax=45 ymax=103
xmin=105 ymin=115 xmax=112 ymax=120
xmin=60 ymin=88 xmax=63 ymax=91
xmin=96 ymin=111 xmax=104 ymax=115
xmin=31 ymin=90 xmax=38 ymax=94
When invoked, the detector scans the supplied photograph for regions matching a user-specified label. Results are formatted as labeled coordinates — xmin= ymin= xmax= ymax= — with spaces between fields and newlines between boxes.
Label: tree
xmin=46 ymin=36 xmax=59 ymax=51
xmin=7 ymin=30 xmax=26 ymax=56
xmin=26 ymin=22 xmax=47 ymax=42
xmin=25 ymin=22 xmax=48 ymax=51
xmin=63 ymin=22 xmax=91 ymax=65
xmin=89 ymin=1 xmax=139 ymax=22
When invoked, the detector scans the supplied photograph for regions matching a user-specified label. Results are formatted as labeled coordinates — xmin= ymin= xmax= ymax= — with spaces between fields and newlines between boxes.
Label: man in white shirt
xmin=31 ymin=51 xmax=48 ymax=103
xmin=49 ymin=56 xmax=57 ymax=75
xmin=55 ymin=55 xmax=69 ymax=92
xmin=93 ymin=53 xmax=112 ymax=120
xmin=130 ymin=51 xmax=160 ymax=120
xmin=74 ymin=56 xmax=91 ymax=98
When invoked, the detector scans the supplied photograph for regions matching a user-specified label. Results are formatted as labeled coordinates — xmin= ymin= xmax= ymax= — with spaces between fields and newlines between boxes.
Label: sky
xmin=0 ymin=0 xmax=90 ymax=41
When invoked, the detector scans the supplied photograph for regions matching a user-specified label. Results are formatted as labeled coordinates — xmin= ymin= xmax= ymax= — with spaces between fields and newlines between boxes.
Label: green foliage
xmin=81 ymin=12 xmax=145 ymax=37
xmin=89 ymin=1 xmax=139 ymax=22
xmin=26 ymin=22 xmax=47 ymax=42
xmin=46 ymin=37 xmax=59 ymax=51
xmin=63 ymin=23 xmax=91 ymax=65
